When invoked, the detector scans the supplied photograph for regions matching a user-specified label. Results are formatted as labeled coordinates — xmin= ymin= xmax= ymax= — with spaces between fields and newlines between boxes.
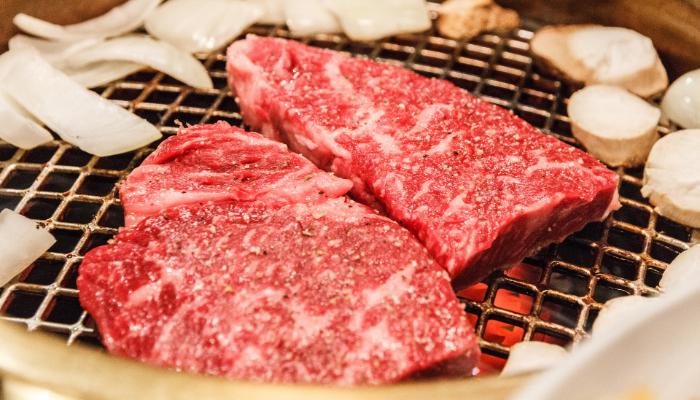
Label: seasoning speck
xmin=249 ymin=246 xmax=264 ymax=255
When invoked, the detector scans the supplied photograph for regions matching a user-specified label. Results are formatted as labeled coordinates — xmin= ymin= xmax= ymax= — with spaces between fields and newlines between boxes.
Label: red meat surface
xmin=81 ymin=125 xmax=479 ymax=384
xmin=120 ymin=121 xmax=352 ymax=226
xmin=78 ymin=199 xmax=478 ymax=384
xmin=226 ymin=36 xmax=620 ymax=287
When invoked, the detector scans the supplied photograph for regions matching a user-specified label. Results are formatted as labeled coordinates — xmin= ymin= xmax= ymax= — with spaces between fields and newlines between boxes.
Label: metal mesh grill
xmin=0 ymin=10 xmax=696 ymax=368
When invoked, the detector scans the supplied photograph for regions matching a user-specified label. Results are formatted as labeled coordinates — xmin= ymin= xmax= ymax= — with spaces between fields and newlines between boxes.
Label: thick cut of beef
xmin=120 ymin=121 xmax=352 ymax=226
xmin=82 ymin=124 xmax=478 ymax=384
xmin=227 ymin=36 xmax=620 ymax=287
xmin=78 ymin=198 xmax=478 ymax=385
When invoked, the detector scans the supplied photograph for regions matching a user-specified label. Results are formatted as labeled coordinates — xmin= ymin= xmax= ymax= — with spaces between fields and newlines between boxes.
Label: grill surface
xmin=0 ymin=9 xmax=696 ymax=371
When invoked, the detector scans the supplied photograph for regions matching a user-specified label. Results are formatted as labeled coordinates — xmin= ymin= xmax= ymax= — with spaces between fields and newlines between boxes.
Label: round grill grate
xmin=0 ymin=10 xmax=694 ymax=368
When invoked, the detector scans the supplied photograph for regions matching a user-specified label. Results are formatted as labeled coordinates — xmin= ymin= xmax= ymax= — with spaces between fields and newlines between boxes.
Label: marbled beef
xmin=226 ymin=36 xmax=620 ymax=287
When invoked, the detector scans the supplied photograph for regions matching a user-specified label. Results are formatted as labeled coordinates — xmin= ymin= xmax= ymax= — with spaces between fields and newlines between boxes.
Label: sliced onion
xmin=0 ymin=48 xmax=161 ymax=156
xmin=8 ymin=34 xmax=100 ymax=68
xmin=0 ymin=209 xmax=56 ymax=287
xmin=661 ymin=69 xmax=700 ymax=129
xmin=145 ymin=0 xmax=263 ymax=53
xmin=64 ymin=61 xmax=144 ymax=88
xmin=285 ymin=0 xmax=341 ymax=37
xmin=13 ymin=0 xmax=162 ymax=42
xmin=248 ymin=0 xmax=286 ymax=24
xmin=501 ymin=341 xmax=568 ymax=377
xmin=0 ymin=92 xmax=54 ymax=149
xmin=8 ymin=34 xmax=143 ymax=88
xmin=324 ymin=0 xmax=431 ymax=41
xmin=68 ymin=35 xmax=212 ymax=89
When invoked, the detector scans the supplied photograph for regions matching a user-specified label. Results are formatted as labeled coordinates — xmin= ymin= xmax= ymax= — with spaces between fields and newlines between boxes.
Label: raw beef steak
xmin=78 ymin=199 xmax=479 ymax=385
xmin=120 ymin=121 xmax=352 ymax=226
xmin=227 ymin=36 xmax=620 ymax=287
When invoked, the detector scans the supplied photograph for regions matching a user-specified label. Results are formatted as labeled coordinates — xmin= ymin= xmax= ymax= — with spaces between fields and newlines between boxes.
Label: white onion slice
xmin=0 ymin=48 xmax=161 ymax=156
xmin=8 ymin=34 xmax=100 ymax=68
xmin=248 ymin=0 xmax=286 ymax=24
xmin=0 ymin=209 xmax=56 ymax=287
xmin=68 ymin=35 xmax=212 ymax=89
xmin=324 ymin=0 xmax=431 ymax=41
xmin=659 ymin=245 xmax=700 ymax=294
xmin=661 ymin=69 xmax=700 ymax=129
xmin=64 ymin=61 xmax=144 ymax=88
xmin=145 ymin=0 xmax=263 ymax=53
xmin=285 ymin=0 xmax=341 ymax=37
xmin=0 ymin=92 xmax=54 ymax=149
xmin=13 ymin=0 xmax=162 ymax=42
xmin=8 ymin=34 xmax=142 ymax=88
xmin=501 ymin=341 xmax=568 ymax=377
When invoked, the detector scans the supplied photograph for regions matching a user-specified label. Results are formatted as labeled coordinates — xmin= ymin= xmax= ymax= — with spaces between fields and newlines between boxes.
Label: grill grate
xmin=0 ymin=10 xmax=696 ymax=369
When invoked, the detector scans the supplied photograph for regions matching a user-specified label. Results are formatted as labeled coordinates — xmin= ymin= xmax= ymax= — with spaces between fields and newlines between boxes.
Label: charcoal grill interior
xmin=0 ymin=2 xmax=697 ymax=375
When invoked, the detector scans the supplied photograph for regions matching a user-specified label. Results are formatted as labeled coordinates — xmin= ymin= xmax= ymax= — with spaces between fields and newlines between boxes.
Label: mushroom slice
xmin=437 ymin=0 xmax=520 ymax=40
xmin=501 ymin=341 xmax=568 ymax=377
xmin=531 ymin=25 xmax=668 ymax=98
xmin=568 ymin=85 xmax=660 ymax=167
xmin=642 ymin=129 xmax=700 ymax=228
